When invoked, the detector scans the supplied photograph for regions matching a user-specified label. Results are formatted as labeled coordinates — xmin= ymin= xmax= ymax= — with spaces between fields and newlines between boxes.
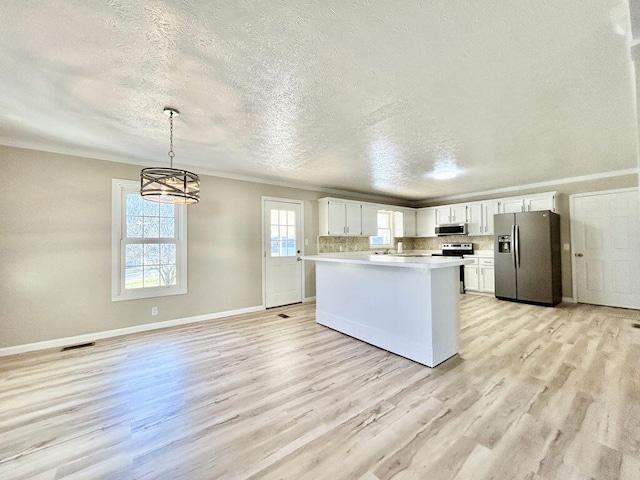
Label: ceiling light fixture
xmin=140 ymin=107 xmax=200 ymax=204
xmin=434 ymin=170 xmax=457 ymax=180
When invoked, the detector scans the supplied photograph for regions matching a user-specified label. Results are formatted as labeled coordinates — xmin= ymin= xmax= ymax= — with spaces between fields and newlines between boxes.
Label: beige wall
xmin=0 ymin=146 xmax=334 ymax=348
xmin=1 ymin=145 xmax=638 ymax=349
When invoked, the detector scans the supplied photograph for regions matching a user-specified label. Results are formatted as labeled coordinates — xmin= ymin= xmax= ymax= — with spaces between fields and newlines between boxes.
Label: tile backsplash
xmin=318 ymin=235 xmax=494 ymax=253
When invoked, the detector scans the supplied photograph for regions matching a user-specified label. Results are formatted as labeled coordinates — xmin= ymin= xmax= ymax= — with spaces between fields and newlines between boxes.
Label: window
xmin=270 ymin=209 xmax=297 ymax=257
xmin=370 ymin=210 xmax=393 ymax=247
xmin=112 ymin=179 xmax=187 ymax=301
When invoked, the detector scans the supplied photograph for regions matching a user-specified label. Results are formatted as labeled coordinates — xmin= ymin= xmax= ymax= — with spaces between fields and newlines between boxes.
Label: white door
xmin=572 ymin=189 xmax=640 ymax=309
xmin=264 ymin=199 xmax=303 ymax=308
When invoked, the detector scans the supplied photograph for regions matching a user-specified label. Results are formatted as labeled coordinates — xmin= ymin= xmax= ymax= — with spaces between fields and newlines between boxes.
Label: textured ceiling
xmin=0 ymin=0 xmax=638 ymax=201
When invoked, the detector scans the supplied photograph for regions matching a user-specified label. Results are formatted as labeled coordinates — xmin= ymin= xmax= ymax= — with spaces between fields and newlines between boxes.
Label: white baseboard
xmin=0 ymin=304 xmax=265 ymax=357
xmin=303 ymin=296 xmax=316 ymax=303
xmin=562 ymin=296 xmax=576 ymax=303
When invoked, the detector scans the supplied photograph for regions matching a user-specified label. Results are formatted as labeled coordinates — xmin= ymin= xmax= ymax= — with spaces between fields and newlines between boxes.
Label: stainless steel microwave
xmin=435 ymin=223 xmax=468 ymax=236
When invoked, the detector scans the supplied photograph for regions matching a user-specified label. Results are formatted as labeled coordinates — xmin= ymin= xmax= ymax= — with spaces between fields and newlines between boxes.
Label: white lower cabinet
xmin=464 ymin=257 xmax=494 ymax=294
xmin=464 ymin=264 xmax=480 ymax=291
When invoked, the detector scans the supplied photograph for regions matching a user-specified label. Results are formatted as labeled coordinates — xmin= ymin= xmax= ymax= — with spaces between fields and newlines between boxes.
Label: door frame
xmin=569 ymin=186 xmax=639 ymax=304
xmin=261 ymin=196 xmax=305 ymax=308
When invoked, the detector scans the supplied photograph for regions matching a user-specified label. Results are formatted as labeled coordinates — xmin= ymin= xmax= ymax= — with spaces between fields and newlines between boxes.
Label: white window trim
xmin=111 ymin=179 xmax=188 ymax=302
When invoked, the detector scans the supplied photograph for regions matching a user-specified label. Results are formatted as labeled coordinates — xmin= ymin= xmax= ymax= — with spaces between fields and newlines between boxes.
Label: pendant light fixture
xmin=140 ymin=107 xmax=200 ymax=204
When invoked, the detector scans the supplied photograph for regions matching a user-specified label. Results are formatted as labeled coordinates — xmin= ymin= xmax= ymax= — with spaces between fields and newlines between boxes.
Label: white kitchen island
xmin=303 ymin=253 xmax=470 ymax=367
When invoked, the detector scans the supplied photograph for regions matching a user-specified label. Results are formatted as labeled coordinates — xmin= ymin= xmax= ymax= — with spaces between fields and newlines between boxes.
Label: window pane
xmin=160 ymin=243 xmax=177 ymax=264
xmin=125 ymin=244 xmax=143 ymax=267
xmin=287 ymin=226 xmax=296 ymax=242
xmin=143 ymin=266 xmax=160 ymax=287
xmin=143 ymin=217 xmax=159 ymax=238
xmin=159 ymin=218 xmax=175 ymax=238
xmin=279 ymin=210 xmax=287 ymax=225
xmin=125 ymin=266 xmax=143 ymax=289
xmin=287 ymin=239 xmax=296 ymax=256
xmin=370 ymin=236 xmax=384 ymax=245
xmin=287 ymin=211 xmax=295 ymax=225
xmin=143 ymin=199 xmax=159 ymax=216
xmin=378 ymin=212 xmax=389 ymax=228
xmin=271 ymin=240 xmax=279 ymax=256
xmin=159 ymin=202 xmax=175 ymax=218
xmin=127 ymin=216 xmax=143 ymax=238
xmin=143 ymin=244 xmax=160 ymax=265
xmin=159 ymin=265 xmax=177 ymax=286
xmin=271 ymin=210 xmax=278 ymax=225
xmin=126 ymin=194 xmax=143 ymax=216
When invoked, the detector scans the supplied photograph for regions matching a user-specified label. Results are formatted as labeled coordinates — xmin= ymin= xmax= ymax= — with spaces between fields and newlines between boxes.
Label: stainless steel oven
xmin=431 ymin=243 xmax=473 ymax=293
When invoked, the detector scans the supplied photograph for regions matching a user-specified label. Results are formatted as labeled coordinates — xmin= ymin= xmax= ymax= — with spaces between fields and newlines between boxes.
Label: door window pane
xmin=270 ymin=208 xmax=297 ymax=257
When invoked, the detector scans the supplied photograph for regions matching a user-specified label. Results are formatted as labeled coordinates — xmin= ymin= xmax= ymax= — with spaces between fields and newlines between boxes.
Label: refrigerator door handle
xmin=515 ymin=224 xmax=520 ymax=268
xmin=511 ymin=224 xmax=517 ymax=269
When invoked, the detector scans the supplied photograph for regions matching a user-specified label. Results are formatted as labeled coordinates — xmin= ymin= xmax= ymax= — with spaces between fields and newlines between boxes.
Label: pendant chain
xmin=168 ymin=111 xmax=175 ymax=169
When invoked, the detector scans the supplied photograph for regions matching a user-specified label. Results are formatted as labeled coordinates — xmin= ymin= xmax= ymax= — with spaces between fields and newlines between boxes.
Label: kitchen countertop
xmin=302 ymin=252 xmax=471 ymax=269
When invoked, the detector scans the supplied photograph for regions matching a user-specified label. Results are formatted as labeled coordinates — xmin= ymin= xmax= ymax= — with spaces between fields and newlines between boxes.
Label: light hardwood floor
xmin=1 ymin=295 xmax=640 ymax=480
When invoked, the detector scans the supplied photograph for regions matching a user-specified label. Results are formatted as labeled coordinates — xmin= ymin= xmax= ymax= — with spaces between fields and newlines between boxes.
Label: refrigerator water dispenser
xmin=498 ymin=235 xmax=511 ymax=253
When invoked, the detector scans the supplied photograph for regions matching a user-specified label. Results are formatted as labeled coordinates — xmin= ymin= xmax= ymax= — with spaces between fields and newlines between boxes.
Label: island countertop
xmin=302 ymin=252 xmax=472 ymax=269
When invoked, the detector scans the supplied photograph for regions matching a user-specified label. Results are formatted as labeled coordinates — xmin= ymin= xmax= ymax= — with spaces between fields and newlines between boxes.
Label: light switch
xmin=304 ymin=238 xmax=309 ymax=246
xmin=563 ymin=243 xmax=570 ymax=251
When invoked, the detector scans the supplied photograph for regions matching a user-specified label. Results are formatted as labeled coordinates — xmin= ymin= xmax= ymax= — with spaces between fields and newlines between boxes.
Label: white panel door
xmin=572 ymin=190 xmax=640 ymax=309
xmin=264 ymin=200 xmax=303 ymax=308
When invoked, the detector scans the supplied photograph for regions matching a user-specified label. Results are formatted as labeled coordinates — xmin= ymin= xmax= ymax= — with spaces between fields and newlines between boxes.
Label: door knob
xmin=297 ymin=257 xmax=302 ymax=261
xmin=575 ymin=253 xmax=584 ymax=257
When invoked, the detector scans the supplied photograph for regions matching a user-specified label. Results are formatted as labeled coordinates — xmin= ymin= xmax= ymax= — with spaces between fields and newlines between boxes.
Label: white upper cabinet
xmin=326 ymin=199 xmax=348 ymax=235
xmin=500 ymin=198 xmax=525 ymax=213
xmin=499 ymin=192 xmax=556 ymax=214
xmin=403 ymin=208 xmax=417 ymax=237
xmin=466 ymin=203 xmax=483 ymax=236
xmin=345 ymin=202 xmax=362 ymax=235
xmin=360 ymin=205 xmax=379 ymax=237
xmin=524 ymin=194 xmax=556 ymax=212
xmin=319 ymin=198 xmax=363 ymax=236
xmin=481 ymin=200 xmax=501 ymax=236
xmin=416 ymin=207 xmax=437 ymax=237
xmin=435 ymin=204 xmax=467 ymax=224
xmin=393 ymin=209 xmax=416 ymax=237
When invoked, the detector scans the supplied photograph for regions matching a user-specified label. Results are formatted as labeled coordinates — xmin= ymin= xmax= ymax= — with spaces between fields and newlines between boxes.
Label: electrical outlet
xmin=151 ymin=307 xmax=158 ymax=316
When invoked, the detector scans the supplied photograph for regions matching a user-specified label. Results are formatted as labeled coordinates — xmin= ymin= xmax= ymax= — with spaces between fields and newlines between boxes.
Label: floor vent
xmin=277 ymin=313 xmax=290 ymax=318
xmin=61 ymin=342 xmax=95 ymax=352
xmin=632 ymin=323 xmax=640 ymax=329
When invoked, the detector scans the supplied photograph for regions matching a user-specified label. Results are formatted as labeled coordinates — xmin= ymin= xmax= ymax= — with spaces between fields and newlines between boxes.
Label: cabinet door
xmin=345 ymin=203 xmax=362 ymax=236
xmin=327 ymin=201 xmax=347 ymax=235
xmin=466 ymin=203 xmax=482 ymax=235
xmin=393 ymin=211 xmax=404 ymax=238
xmin=525 ymin=195 xmax=555 ymax=212
xmin=450 ymin=205 xmax=467 ymax=223
xmin=435 ymin=207 xmax=451 ymax=224
xmin=416 ymin=208 xmax=437 ymax=237
xmin=464 ymin=265 xmax=480 ymax=291
xmin=403 ymin=209 xmax=416 ymax=237
xmin=361 ymin=205 xmax=378 ymax=236
xmin=482 ymin=201 xmax=500 ymax=236
xmin=501 ymin=199 xmax=524 ymax=214
xmin=480 ymin=266 xmax=495 ymax=293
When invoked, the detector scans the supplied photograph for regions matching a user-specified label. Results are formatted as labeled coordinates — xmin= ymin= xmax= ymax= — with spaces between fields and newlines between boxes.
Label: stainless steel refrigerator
xmin=494 ymin=210 xmax=562 ymax=306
